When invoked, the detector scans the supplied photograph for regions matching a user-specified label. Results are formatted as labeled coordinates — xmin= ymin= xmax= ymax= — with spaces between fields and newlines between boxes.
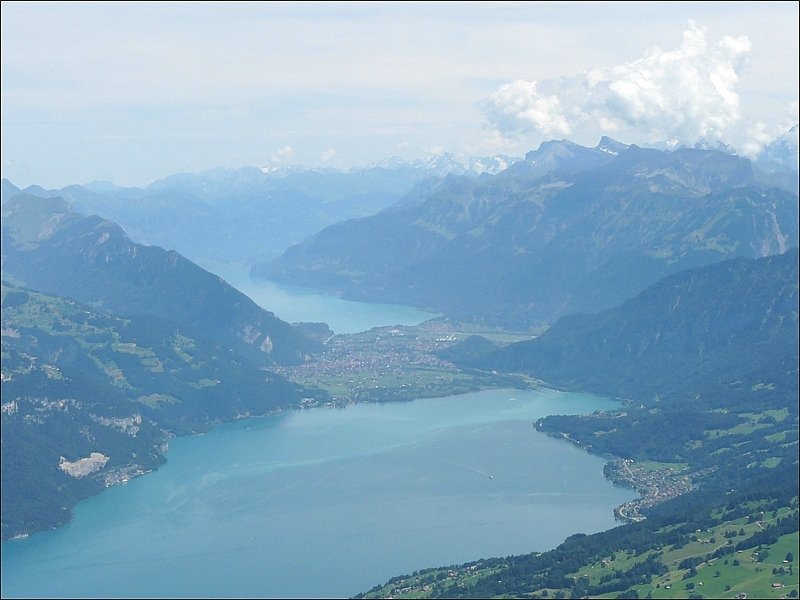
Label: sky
xmin=1 ymin=1 xmax=798 ymax=188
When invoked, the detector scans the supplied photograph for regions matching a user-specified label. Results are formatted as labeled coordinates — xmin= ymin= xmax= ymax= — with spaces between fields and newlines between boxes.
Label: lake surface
xmin=1 ymin=388 xmax=634 ymax=599
xmin=200 ymin=261 xmax=438 ymax=334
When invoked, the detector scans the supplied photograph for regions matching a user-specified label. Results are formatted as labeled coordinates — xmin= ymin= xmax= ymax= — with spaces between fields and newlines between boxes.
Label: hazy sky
xmin=2 ymin=1 xmax=798 ymax=188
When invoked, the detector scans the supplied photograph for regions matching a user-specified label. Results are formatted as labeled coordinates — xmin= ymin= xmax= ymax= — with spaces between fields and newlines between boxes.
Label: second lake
xmin=201 ymin=261 xmax=439 ymax=334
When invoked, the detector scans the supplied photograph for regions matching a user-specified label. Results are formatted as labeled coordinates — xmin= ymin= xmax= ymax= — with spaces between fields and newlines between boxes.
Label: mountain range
xmin=256 ymin=140 xmax=798 ymax=328
xmin=0 ymin=154 xmax=517 ymax=268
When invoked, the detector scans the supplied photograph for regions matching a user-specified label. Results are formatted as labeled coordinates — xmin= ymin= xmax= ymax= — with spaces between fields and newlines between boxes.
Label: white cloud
xmin=321 ymin=148 xmax=336 ymax=161
xmin=273 ymin=145 xmax=294 ymax=162
xmin=487 ymin=80 xmax=571 ymax=138
xmin=484 ymin=22 xmax=756 ymax=149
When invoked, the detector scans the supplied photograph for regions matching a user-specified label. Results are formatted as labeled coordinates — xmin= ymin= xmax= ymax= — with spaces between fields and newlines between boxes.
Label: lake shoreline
xmin=4 ymin=382 xmax=635 ymax=544
xmin=4 ymin=388 xmax=636 ymax=597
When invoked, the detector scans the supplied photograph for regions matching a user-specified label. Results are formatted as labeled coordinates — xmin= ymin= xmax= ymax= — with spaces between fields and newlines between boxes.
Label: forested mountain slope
xmin=259 ymin=142 xmax=798 ymax=328
xmin=1 ymin=194 xmax=320 ymax=366
xmin=1 ymin=283 xmax=322 ymax=540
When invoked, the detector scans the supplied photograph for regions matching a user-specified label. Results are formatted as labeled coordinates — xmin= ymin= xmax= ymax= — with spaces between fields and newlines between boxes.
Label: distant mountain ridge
xmin=368 ymin=152 xmax=520 ymax=176
xmin=256 ymin=141 xmax=798 ymax=328
xmin=1 ymin=167 xmax=428 ymax=266
xmin=0 ymin=153 xmax=520 ymax=267
xmin=1 ymin=194 xmax=320 ymax=366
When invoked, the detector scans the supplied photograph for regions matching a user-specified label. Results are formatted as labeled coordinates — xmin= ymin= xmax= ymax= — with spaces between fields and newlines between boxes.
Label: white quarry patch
xmin=59 ymin=453 xmax=110 ymax=478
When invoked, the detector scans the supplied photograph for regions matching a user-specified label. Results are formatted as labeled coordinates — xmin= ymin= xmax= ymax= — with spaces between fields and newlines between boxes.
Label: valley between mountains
xmin=2 ymin=137 xmax=797 ymax=600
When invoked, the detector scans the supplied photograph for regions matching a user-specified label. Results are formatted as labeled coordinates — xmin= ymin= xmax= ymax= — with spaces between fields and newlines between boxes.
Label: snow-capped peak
xmin=595 ymin=136 xmax=629 ymax=156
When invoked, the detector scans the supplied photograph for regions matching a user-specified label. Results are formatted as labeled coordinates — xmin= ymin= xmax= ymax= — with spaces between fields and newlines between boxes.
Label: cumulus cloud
xmin=321 ymin=148 xmax=336 ymax=162
xmin=484 ymin=22 xmax=754 ymax=148
xmin=273 ymin=145 xmax=295 ymax=162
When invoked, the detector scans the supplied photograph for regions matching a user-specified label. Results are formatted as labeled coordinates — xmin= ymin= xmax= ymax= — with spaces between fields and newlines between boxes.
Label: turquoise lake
xmin=200 ymin=261 xmax=439 ymax=334
xmin=1 ymin=389 xmax=633 ymax=599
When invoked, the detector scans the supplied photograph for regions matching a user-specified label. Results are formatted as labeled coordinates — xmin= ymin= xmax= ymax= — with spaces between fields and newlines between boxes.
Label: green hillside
xmin=484 ymin=249 xmax=799 ymax=408
xmin=1 ymin=282 xmax=325 ymax=540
